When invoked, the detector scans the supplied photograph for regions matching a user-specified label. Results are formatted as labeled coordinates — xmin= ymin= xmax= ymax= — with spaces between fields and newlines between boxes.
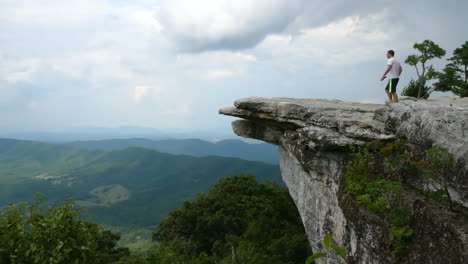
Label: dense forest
xmin=0 ymin=175 xmax=311 ymax=264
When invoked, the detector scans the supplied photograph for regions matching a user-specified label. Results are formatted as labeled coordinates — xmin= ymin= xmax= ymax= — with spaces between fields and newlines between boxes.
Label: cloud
xmin=202 ymin=69 xmax=241 ymax=80
xmin=0 ymin=0 xmax=466 ymax=133
xmin=256 ymin=11 xmax=396 ymax=65
xmin=0 ymin=58 xmax=42 ymax=83
xmin=157 ymin=0 xmax=305 ymax=52
xmin=155 ymin=0 xmax=399 ymax=52
xmin=133 ymin=85 xmax=150 ymax=102
xmin=132 ymin=85 xmax=161 ymax=102
xmin=176 ymin=50 xmax=256 ymax=80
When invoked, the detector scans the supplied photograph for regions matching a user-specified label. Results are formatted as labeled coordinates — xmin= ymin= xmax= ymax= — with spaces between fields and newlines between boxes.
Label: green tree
xmin=152 ymin=174 xmax=311 ymax=264
xmin=401 ymin=79 xmax=431 ymax=99
xmin=405 ymin=40 xmax=446 ymax=98
xmin=0 ymin=194 xmax=129 ymax=264
xmin=434 ymin=41 xmax=468 ymax=97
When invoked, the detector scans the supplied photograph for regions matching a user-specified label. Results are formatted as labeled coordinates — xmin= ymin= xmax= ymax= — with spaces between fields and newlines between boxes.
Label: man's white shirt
xmin=387 ymin=57 xmax=401 ymax=79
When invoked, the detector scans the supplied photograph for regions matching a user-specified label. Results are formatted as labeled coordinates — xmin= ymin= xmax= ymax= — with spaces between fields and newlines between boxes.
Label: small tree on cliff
xmin=405 ymin=40 xmax=446 ymax=98
xmin=434 ymin=41 xmax=468 ymax=97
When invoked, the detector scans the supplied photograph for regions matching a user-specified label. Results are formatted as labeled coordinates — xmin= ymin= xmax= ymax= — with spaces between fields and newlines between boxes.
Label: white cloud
xmin=0 ymin=58 xmax=42 ymax=83
xmin=202 ymin=69 xmax=241 ymax=80
xmin=256 ymin=11 xmax=396 ymax=65
xmin=133 ymin=85 xmax=149 ymax=102
xmin=132 ymin=85 xmax=162 ymax=103
xmin=157 ymin=0 xmax=305 ymax=51
xmin=176 ymin=50 xmax=256 ymax=80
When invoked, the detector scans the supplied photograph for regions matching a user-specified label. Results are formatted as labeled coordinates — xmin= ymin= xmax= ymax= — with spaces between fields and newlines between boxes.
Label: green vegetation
xmin=305 ymin=234 xmax=346 ymax=264
xmin=415 ymin=147 xmax=456 ymax=210
xmin=403 ymin=39 xmax=468 ymax=98
xmin=405 ymin=40 xmax=446 ymax=99
xmin=0 ymin=138 xmax=282 ymax=251
xmin=151 ymin=174 xmax=311 ymax=264
xmin=434 ymin=41 xmax=468 ymax=97
xmin=1 ymin=175 xmax=310 ymax=263
xmin=63 ymin=138 xmax=279 ymax=164
xmin=0 ymin=139 xmax=281 ymax=228
xmin=401 ymin=79 xmax=431 ymax=99
xmin=344 ymin=141 xmax=456 ymax=257
xmin=345 ymin=141 xmax=413 ymax=256
xmin=0 ymin=194 xmax=129 ymax=264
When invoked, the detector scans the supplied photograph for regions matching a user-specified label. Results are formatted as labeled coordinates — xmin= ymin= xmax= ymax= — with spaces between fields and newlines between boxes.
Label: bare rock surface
xmin=220 ymin=96 xmax=468 ymax=264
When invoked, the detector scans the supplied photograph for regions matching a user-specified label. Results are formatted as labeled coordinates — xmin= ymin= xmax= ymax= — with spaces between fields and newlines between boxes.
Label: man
xmin=380 ymin=50 xmax=402 ymax=103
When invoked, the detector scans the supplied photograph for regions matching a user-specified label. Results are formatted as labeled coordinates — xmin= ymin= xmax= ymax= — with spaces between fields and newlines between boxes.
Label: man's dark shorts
xmin=385 ymin=78 xmax=399 ymax=93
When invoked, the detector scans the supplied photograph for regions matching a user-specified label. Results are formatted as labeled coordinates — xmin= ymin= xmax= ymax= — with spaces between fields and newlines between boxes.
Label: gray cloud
xmin=157 ymin=0 xmax=467 ymax=53
xmin=157 ymin=0 xmax=306 ymax=52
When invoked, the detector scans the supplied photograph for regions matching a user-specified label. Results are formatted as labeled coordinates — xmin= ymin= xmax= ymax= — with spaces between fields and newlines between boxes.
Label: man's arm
xmin=399 ymin=65 xmax=403 ymax=76
xmin=381 ymin=65 xmax=392 ymax=81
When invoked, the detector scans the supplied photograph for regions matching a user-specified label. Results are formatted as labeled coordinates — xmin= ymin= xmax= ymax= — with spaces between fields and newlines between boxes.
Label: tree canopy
xmin=0 ymin=194 xmax=129 ymax=264
xmin=151 ymin=174 xmax=311 ymax=264
xmin=404 ymin=40 xmax=446 ymax=98
xmin=434 ymin=41 xmax=468 ymax=97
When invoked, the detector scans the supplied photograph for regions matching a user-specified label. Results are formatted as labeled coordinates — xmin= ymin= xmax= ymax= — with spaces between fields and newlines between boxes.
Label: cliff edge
xmin=219 ymin=97 xmax=468 ymax=264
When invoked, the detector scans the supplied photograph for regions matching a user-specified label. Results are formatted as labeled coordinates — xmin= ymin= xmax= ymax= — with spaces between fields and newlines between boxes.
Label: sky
xmin=0 ymin=0 xmax=467 ymax=135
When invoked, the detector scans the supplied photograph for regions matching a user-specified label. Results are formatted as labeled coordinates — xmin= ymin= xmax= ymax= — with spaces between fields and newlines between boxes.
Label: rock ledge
xmin=220 ymin=96 xmax=468 ymax=264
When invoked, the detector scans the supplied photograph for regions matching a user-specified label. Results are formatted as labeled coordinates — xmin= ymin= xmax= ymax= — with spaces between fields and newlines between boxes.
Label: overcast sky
xmin=0 ymin=0 xmax=466 ymax=134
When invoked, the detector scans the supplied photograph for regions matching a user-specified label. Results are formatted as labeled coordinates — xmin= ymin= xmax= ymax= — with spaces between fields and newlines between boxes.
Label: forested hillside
xmin=0 ymin=175 xmax=310 ymax=264
xmin=0 ymin=138 xmax=282 ymax=229
xmin=62 ymin=138 xmax=279 ymax=164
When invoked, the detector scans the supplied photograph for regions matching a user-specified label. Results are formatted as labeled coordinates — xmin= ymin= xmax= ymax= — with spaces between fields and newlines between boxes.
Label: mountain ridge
xmin=0 ymin=138 xmax=282 ymax=228
xmin=61 ymin=138 xmax=279 ymax=164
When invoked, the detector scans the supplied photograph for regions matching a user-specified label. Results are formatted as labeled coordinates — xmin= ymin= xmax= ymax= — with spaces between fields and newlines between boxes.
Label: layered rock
xmin=219 ymin=97 xmax=468 ymax=264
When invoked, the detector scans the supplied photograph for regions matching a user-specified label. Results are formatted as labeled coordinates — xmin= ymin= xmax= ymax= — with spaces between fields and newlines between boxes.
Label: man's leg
xmin=385 ymin=79 xmax=393 ymax=101
xmin=385 ymin=89 xmax=393 ymax=101
xmin=390 ymin=78 xmax=399 ymax=103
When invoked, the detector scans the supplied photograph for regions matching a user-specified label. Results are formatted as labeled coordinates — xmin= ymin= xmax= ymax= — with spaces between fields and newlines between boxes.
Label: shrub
xmin=401 ymin=79 xmax=431 ymax=99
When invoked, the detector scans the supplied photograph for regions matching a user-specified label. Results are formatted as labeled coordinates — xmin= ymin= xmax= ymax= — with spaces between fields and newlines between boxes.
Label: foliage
xmin=401 ymin=79 xmax=431 ymax=99
xmin=345 ymin=141 xmax=458 ymax=257
xmin=0 ymin=138 xmax=282 ymax=229
xmin=434 ymin=41 xmax=468 ymax=97
xmin=345 ymin=141 xmax=414 ymax=256
xmin=405 ymin=40 xmax=446 ymax=98
xmin=390 ymin=226 xmax=414 ymax=256
xmin=305 ymin=234 xmax=346 ymax=264
xmin=115 ymin=255 xmax=148 ymax=264
xmin=152 ymin=174 xmax=311 ymax=264
xmin=0 ymin=194 xmax=129 ymax=264
xmin=420 ymin=148 xmax=456 ymax=209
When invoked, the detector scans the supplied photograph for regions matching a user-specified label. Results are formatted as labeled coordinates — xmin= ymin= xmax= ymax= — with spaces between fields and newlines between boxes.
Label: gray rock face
xmin=219 ymin=96 xmax=468 ymax=264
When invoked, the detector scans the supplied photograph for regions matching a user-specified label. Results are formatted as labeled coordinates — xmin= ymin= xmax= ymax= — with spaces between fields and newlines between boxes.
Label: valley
xmin=0 ymin=138 xmax=282 ymax=250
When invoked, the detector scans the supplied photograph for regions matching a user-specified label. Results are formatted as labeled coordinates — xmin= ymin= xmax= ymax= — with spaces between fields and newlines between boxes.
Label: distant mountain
xmin=62 ymin=138 xmax=279 ymax=164
xmin=0 ymin=126 xmax=167 ymax=142
xmin=0 ymin=138 xmax=281 ymax=229
xmin=0 ymin=126 xmax=234 ymax=142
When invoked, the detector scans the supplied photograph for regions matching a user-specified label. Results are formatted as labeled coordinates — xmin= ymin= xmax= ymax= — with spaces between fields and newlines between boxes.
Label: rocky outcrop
xmin=219 ymin=97 xmax=468 ymax=264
